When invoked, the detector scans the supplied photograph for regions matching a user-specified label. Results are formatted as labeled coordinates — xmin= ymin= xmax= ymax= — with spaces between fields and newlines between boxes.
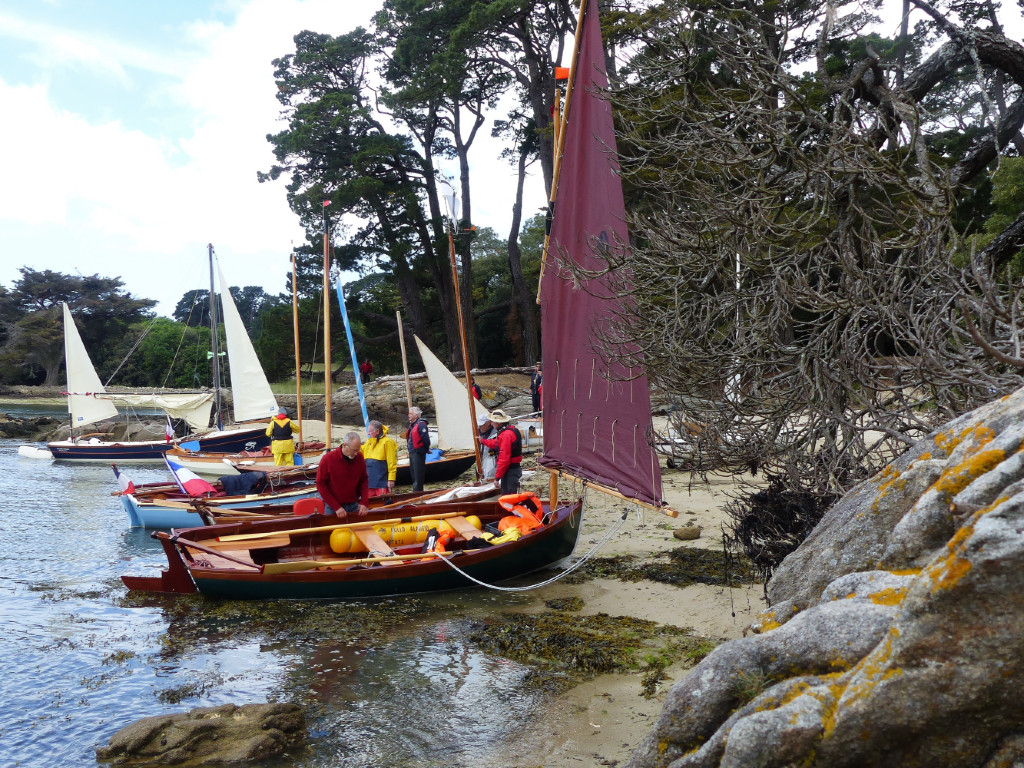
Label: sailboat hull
xmin=394 ymin=451 xmax=477 ymax=486
xmin=46 ymin=426 xmax=270 ymax=463
xmin=130 ymin=499 xmax=583 ymax=600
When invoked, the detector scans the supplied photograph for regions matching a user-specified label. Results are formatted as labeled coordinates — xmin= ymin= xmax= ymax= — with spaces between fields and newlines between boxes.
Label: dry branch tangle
xmin=626 ymin=388 xmax=1024 ymax=768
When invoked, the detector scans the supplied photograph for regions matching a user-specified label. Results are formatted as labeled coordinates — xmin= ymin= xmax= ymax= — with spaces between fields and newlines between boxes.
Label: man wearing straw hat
xmin=479 ymin=409 xmax=522 ymax=494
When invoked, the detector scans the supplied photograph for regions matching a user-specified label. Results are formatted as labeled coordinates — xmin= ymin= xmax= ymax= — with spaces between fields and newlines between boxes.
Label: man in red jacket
xmin=479 ymin=409 xmax=522 ymax=495
xmin=316 ymin=432 xmax=369 ymax=518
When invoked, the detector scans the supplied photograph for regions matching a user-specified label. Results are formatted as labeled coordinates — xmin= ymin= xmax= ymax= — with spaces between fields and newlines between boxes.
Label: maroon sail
xmin=539 ymin=0 xmax=664 ymax=508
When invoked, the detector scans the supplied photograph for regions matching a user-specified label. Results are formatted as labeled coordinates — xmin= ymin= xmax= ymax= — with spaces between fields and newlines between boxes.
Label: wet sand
xmin=499 ymin=469 xmax=764 ymax=768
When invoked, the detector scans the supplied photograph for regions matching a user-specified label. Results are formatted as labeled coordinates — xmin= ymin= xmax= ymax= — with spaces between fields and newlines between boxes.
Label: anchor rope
xmin=435 ymin=500 xmax=642 ymax=592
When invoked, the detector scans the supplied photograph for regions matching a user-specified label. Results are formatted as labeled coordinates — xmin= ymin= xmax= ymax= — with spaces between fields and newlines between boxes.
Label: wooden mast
xmin=536 ymin=0 xmax=590 ymax=303
xmin=322 ymin=202 xmax=333 ymax=449
xmin=207 ymin=243 xmax=223 ymax=429
xmin=446 ymin=228 xmax=484 ymax=477
xmin=290 ymin=249 xmax=303 ymax=444
xmin=396 ymin=310 xmax=413 ymax=410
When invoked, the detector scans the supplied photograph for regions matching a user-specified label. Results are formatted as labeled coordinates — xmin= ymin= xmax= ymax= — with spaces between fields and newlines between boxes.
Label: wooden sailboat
xmin=122 ymin=0 xmax=671 ymax=598
xmin=164 ymin=251 xmax=328 ymax=474
xmin=44 ymin=298 xmax=269 ymax=462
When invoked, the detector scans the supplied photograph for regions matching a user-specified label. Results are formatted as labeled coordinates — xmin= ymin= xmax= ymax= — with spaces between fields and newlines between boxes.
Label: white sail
xmin=100 ymin=393 xmax=214 ymax=432
xmin=63 ymin=303 xmax=119 ymax=429
xmin=216 ymin=260 xmax=280 ymax=423
xmin=414 ymin=336 xmax=488 ymax=451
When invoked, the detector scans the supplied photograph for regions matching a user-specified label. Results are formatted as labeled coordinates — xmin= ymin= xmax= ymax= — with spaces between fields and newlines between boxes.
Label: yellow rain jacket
xmin=265 ymin=415 xmax=296 ymax=465
xmin=361 ymin=425 xmax=398 ymax=489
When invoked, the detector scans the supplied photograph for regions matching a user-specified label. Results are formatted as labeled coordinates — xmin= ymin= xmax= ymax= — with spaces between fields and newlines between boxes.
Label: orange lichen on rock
xmin=872 ymin=465 xmax=906 ymax=512
xmin=868 ymin=587 xmax=908 ymax=606
xmin=932 ymin=448 xmax=1006 ymax=497
xmin=934 ymin=424 xmax=994 ymax=457
xmin=821 ymin=628 xmax=903 ymax=739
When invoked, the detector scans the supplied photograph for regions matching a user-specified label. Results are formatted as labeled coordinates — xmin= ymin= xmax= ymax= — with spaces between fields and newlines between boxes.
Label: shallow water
xmin=0 ymin=426 xmax=562 ymax=768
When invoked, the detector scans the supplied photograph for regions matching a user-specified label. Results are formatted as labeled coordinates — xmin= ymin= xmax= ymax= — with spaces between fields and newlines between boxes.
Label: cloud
xmin=0 ymin=0 xmax=548 ymax=315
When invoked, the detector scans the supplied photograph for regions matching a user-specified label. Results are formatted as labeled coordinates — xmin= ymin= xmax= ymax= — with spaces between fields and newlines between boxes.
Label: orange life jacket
xmin=498 ymin=515 xmax=542 ymax=535
xmin=497 ymin=492 xmax=544 ymax=532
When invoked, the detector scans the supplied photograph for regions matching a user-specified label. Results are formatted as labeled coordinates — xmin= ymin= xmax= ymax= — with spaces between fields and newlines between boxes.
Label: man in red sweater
xmin=316 ymin=432 xmax=369 ymax=518
xmin=479 ymin=409 xmax=522 ymax=495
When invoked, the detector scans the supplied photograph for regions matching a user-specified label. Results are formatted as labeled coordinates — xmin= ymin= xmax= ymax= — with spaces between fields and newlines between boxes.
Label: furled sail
xmin=62 ymin=303 xmax=119 ymax=429
xmin=99 ymin=393 xmax=214 ymax=432
xmin=538 ymin=0 xmax=664 ymax=508
xmin=414 ymin=336 xmax=488 ymax=451
xmin=216 ymin=260 xmax=280 ymax=423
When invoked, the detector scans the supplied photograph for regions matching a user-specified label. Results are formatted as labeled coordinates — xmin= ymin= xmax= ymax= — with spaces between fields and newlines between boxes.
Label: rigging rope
xmin=435 ymin=500 xmax=640 ymax=592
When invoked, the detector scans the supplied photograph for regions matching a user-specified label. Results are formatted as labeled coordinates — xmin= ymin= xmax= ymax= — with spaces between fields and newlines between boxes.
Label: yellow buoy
xmin=329 ymin=516 xmax=483 ymax=553
xmin=330 ymin=520 xmax=440 ymax=554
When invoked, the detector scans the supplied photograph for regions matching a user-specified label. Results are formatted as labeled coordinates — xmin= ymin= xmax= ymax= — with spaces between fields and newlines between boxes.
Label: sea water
xmin=0 ymin=413 xmax=552 ymax=768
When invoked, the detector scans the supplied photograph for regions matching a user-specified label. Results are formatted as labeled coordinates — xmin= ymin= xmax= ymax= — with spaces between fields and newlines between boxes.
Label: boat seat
xmin=293 ymin=497 xmax=325 ymax=516
xmin=197 ymin=535 xmax=292 ymax=552
xmin=353 ymin=527 xmax=396 ymax=557
xmin=445 ymin=516 xmax=484 ymax=540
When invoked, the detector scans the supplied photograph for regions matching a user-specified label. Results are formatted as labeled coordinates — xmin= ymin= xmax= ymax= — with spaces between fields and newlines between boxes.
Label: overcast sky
xmin=1 ymin=1 xmax=1020 ymax=318
xmin=0 ymin=0 xmax=545 ymax=317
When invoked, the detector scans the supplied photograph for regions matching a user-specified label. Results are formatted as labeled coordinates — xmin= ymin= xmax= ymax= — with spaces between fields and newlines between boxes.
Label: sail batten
xmin=539 ymin=0 xmax=664 ymax=508
xmin=216 ymin=260 xmax=279 ymax=423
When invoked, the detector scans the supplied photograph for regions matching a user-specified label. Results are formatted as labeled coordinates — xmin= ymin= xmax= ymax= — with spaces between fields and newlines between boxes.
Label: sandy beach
xmin=491 ymin=467 xmax=764 ymax=768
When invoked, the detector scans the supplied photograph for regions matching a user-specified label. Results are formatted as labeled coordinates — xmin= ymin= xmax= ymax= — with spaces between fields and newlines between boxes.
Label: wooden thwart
xmin=445 ymin=516 xmax=483 ymax=539
xmin=353 ymin=528 xmax=396 ymax=557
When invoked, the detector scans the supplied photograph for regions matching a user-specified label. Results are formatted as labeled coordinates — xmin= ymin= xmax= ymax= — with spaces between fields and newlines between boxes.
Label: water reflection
xmin=0 ymin=439 xmax=562 ymax=768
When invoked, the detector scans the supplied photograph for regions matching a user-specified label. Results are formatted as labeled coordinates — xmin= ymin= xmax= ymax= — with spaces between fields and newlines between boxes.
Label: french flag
xmin=164 ymin=455 xmax=217 ymax=497
xmin=112 ymin=464 xmax=136 ymax=495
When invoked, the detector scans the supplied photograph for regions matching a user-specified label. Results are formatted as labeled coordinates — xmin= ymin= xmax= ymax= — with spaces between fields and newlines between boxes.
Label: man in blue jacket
xmin=406 ymin=406 xmax=430 ymax=491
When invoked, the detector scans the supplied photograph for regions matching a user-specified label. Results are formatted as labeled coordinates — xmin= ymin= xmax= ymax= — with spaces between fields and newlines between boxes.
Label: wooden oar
xmin=154 ymin=531 xmax=261 ymax=570
xmin=216 ymin=509 xmax=476 ymax=543
xmin=371 ymin=488 xmax=449 ymax=510
xmin=261 ymin=549 xmax=454 ymax=575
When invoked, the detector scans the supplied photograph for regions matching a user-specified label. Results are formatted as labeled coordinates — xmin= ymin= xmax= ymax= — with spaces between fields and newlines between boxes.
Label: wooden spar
xmin=262 ymin=549 xmax=455 ymax=575
xmin=322 ymin=204 xmax=333 ymax=449
xmin=208 ymin=244 xmax=223 ymax=427
xmin=396 ymin=310 xmax=413 ymax=410
xmin=291 ymin=250 xmax=303 ymax=443
xmin=536 ymin=0 xmax=591 ymax=303
xmin=540 ymin=466 xmax=678 ymax=518
xmin=447 ymin=230 xmax=484 ymax=478
xmin=216 ymin=509 xmax=474 ymax=543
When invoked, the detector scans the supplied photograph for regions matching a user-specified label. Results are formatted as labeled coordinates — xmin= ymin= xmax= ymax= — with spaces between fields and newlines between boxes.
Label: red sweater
xmin=316 ymin=448 xmax=369 ymax=510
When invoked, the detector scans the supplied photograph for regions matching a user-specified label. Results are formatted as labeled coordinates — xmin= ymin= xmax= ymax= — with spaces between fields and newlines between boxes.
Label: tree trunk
xmin=508 ymin=143 xmax=540 ymax=365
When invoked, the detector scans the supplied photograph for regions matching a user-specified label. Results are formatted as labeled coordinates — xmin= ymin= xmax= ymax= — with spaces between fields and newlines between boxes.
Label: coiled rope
xmin=435 ymin=500 xmax=642 ymax=592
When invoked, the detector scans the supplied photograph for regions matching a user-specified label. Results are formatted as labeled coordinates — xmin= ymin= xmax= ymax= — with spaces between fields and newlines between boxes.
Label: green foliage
xmin=103 ymin=318 xmax=212 ymax=389
xmin=0 ymin=268 xmax=155 ymax=386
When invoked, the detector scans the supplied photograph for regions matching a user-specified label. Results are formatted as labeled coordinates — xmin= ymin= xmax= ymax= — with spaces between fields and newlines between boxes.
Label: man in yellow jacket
xmin=265 ymin=409 xmax=296 ymax=466
xmin=361 ymin=419 xmax=397 ymax=496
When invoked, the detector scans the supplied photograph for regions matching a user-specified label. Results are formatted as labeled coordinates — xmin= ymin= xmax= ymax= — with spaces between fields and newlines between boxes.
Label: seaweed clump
xmin=726 ymin=477 xmax=838 ymax=582
xmin=468 ymin=610 xmax=717 ymax=696
xmin=563 ymin=547 xmax=758 ymax=588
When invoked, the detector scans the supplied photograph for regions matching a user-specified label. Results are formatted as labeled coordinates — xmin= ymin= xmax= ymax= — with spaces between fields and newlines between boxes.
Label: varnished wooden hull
xmin=124 ymin=499 xmax=583 ymax=599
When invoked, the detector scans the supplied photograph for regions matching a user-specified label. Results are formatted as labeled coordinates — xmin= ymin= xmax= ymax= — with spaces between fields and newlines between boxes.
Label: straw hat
xmin=489 ymin=409 xmax=512 ymax=424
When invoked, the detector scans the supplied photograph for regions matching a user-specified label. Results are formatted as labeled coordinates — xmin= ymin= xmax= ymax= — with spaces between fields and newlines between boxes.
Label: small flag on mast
xmin=323 ymin=200 xmax=331 ymax=207
xmin=165 ymin=415 xmax=175 ymax=443
xmin=164 ymin=455 xmax=217 ymax=498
